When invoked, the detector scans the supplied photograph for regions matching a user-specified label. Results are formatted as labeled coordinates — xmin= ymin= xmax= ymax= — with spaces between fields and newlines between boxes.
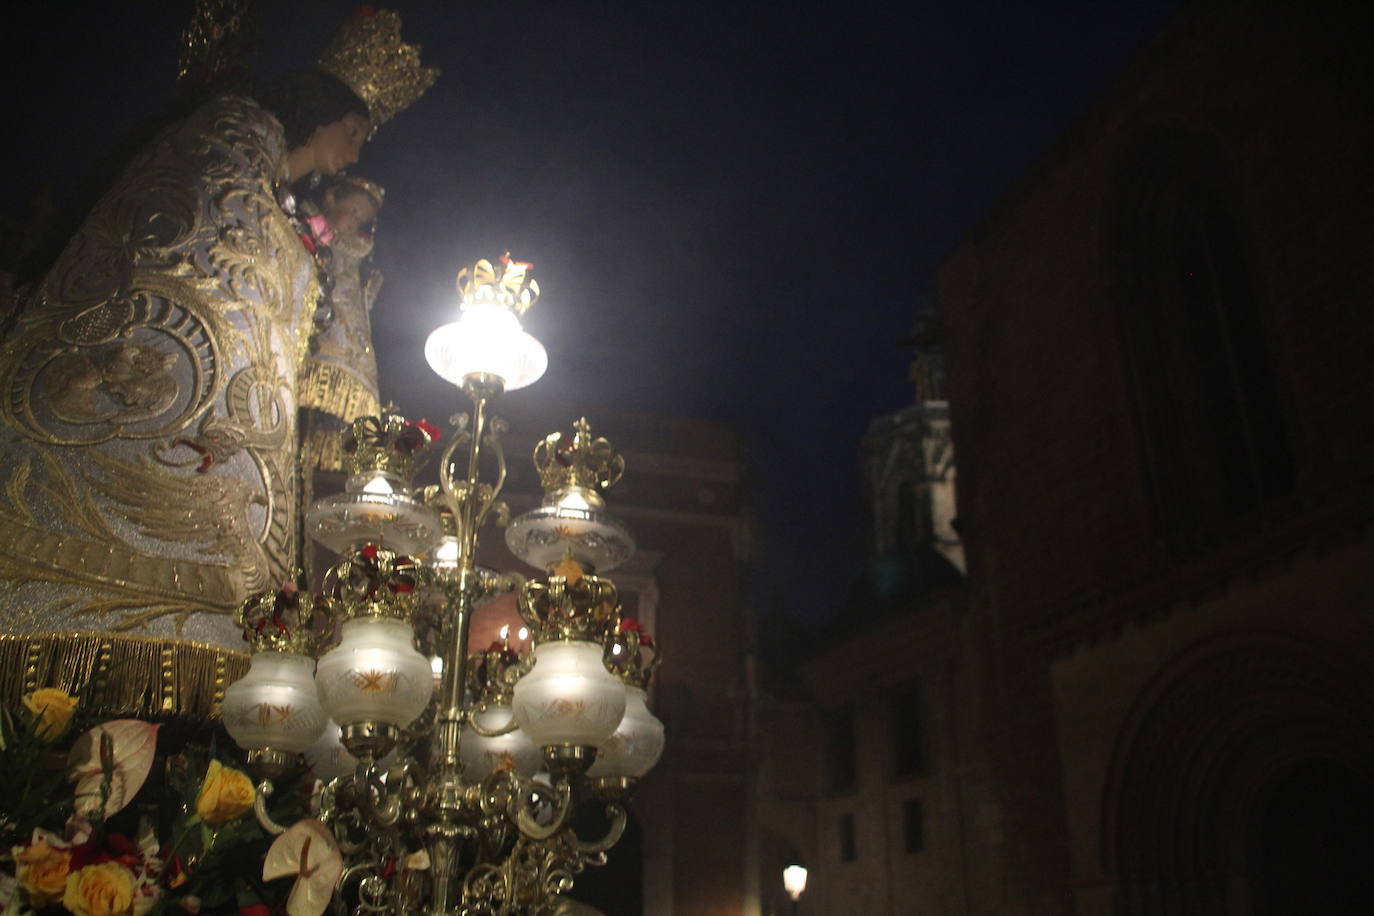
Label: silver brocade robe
xmin=0 ymin=95 xmax=318 ymax=646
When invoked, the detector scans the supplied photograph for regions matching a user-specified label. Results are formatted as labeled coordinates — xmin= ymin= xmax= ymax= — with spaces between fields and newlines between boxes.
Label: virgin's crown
xmin=318 ymin=7 xmax=438 ymax=128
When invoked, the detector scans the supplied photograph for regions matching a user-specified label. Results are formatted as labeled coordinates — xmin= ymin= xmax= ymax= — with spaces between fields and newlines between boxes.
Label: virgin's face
xmin=309 ymin=112 xmax=371 ymax=176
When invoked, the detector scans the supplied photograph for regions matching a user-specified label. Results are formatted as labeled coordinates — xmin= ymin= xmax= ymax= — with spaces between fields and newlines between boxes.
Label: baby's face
xmin=326 ymin=192 xmax=378 ymax=238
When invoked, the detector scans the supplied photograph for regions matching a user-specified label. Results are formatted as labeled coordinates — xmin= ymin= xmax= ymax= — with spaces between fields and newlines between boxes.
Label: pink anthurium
xmin=66 ymin=720 xmax=159 ymax=818
xmin=263 ymin=819 xmax=344 ymax=916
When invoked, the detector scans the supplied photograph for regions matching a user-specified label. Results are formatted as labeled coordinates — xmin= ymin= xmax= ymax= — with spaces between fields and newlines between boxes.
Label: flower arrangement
xmin=1 ymin=691 xmax=326 ymax=916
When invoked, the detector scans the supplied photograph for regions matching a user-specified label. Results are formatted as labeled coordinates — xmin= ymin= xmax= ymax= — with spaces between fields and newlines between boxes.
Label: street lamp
xmin=783 ymin=859 xmax=809 ymax=914
xmin=222 ymin=254 xmax=664 ymax=914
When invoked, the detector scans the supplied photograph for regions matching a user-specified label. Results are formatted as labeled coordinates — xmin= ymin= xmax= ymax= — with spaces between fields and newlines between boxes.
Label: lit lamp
xmin=458 ymin=627 xmax=541 ymax=780
xmin=512 ymin=560 xmax=627 ymax=775
xmin=305 ymin=409 xmax=444 ymax=557
xmin=222 ymin=254 xmax=660 ymax=913
xmin=588 ymin=618 xmax=664 ymax=785
xmin=424 ymin=254 xmax=546 ymax=391
xmin=784 ymin=859 xmax=808 ymax=914
xmin=222 ymin=585 xmax=329 ymax=778
xmin=506 ymin=418 xmax=634 ymax=574
xmin=313 ymin=546 xmax=434 ymax=759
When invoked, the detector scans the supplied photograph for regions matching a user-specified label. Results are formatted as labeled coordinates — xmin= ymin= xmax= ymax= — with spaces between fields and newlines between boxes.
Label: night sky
xmin=8 ymin=1 xmax=1176 ymax=622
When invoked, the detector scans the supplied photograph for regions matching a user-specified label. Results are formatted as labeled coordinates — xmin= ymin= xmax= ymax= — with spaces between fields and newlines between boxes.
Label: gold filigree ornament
xmin=317 ymin=8 xmax=438 ymax=130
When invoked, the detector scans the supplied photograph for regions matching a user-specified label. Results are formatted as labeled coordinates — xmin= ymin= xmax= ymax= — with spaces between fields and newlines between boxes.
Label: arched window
xmin=1110 ymin=126 xmax=1293 ymax=552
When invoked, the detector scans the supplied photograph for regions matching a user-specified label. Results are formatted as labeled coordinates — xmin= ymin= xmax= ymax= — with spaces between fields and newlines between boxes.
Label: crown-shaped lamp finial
xmin=340 ymin=408 xmax=441 ymax=490
xmin=235 ymin=581 xmax=323 ymax=655
xmin=533 ymin=418 xmax=624 ymax=508
xmin=456 ymin=252 xmax=540 ymax=316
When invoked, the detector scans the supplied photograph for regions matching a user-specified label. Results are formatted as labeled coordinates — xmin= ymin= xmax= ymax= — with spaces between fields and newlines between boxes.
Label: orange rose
xmin=194 ymin=759 xmax=256 ymax=825
xmin=22 ymin=687 xmax=77 ymax=742
xmin=63 ymin=861 xmax=136 ymax=916
xmin=13 ymin=831 xmax=73 ymax=906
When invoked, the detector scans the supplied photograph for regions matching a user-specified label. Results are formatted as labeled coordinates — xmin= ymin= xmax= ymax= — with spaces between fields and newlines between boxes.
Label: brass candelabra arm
xmin=355 ymin=759 xmax=406 ymax=829
xmin=338 ymin=862 xmax=394 ymax=914
xmin=510 ymin=774 xmax=574 ymax=841
xmin=251 ymin=779 xmax=290 ymax=836
xmin=465 ymin=704 xmax=520 ymax=738
xmin=564 ymin=803 xmax=628 ymax=856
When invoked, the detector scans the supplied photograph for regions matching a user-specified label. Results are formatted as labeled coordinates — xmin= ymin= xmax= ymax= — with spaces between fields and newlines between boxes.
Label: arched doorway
xmin=1103 ymin=631 xmax=1374 ymax=914
xmin=1251 ymin=758 xmax=1374 ymax=914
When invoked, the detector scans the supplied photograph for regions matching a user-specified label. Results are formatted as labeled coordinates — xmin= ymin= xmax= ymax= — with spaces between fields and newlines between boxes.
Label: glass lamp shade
xmin=222 ymin=652 xmax=327 ymax=754
xmin=511 ymin=641 xmax=627 ymax=749
xmin=459 ymin=705 xmax=542 ymax=780
xmin=425 ymin=303 xmax=547 ymax=391
xmin=587 ymin=686 xmax=664 ymax=779
xmin=314 ymin=617 xmax=434 ymax=729
xmin=306 ymin=719 xmax=359 ymax=781
xmin=783 ymin=863 xmax=808 ymax=901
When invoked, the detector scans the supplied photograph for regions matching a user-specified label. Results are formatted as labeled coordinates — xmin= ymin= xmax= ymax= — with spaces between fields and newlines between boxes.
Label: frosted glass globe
xmin=222 ymin=652 xmax=327 ymax=754
xmin=459 ymin=704 xmax=542 ymax=780
xmin=315 ymin=618 xmax=434 ymax=729
xmin=587 ymin=686 xmax=664 ymax=778
xmin=305 ymin=719 xmax=359 ymax=781
xmin=425 ymin=304 xmax=547 ymax=391
xmin=512 ymin=641 xmax=626 ymax=749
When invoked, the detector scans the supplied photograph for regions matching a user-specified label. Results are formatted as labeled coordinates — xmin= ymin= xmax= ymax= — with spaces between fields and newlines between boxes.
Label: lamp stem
xmin=428 ymin=375 xmax=502 ymax=913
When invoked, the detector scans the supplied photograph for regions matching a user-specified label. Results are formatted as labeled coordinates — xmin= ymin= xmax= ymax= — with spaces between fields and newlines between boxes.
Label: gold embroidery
xmin=0 ymin=96 xmax=312 ymax=641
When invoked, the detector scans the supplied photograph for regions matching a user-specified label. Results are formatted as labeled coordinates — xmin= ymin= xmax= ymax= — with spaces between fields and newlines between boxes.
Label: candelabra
xmin=221 ymin=255 xmax=664 ymax=915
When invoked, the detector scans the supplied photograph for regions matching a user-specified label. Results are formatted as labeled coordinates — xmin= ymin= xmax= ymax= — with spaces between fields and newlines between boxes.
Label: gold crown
xmin=456 ymin=252 xmax=540 ymax=316
xmin=322 ymin=544 xmax=429 ymax=622
xmin=235 ymin=583 xmax=323 ymax=655
xmin=519 ymin=560 xmax=621 ymax=643
xmin=318 ymin=7 xmax=438 ymax=128
xmin=467 ymin=638 xmax=525 ymax=705
xmin=533 ymin=418 xmax=624 ymax=495
xmin=604 ymin=618 xmax=660 ymax=690
xmin=341 ymin=409 xmax=441 ymax=485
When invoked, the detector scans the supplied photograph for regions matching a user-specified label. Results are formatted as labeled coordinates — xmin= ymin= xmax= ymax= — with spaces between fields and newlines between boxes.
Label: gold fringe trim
xmin=0 ymin=632 xmax=248 ymax=721
xmin=298 ymin=361 xmax=380 ymax=422
xmin=306 ymin=426 xmax=348 ymax=473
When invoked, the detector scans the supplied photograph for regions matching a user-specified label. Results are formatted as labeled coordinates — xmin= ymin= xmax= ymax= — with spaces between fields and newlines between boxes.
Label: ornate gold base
xmin=247 ymin=747 xmax=303 ymax=781
xmin=588 ymin=775 xmax=638 ymax=802
xmin=542 ymin=744 xmax=597 ymax=778
xmin=340 ymin=720 xmax=401 ymax=759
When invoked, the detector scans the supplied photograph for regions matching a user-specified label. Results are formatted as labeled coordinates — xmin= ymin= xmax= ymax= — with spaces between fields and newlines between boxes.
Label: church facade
xmin=935 ymin=5 xmax=1374 ymax=913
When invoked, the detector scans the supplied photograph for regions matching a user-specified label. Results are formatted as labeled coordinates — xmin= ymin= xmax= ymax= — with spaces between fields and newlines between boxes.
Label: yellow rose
xmin=63 ymin=862 xmax=135 ymax=916
xmin=13 ymin=833 xmax=73 ymax=906
xmin=194 ymin=759 xmax=256 ymax=825
xmin=21 ymin=687 xmax=77 ymax=742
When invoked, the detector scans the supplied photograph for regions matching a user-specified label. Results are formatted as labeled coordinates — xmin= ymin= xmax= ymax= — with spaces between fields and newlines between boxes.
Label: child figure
xmin=298 ymin=175 xmax=386 ymax=471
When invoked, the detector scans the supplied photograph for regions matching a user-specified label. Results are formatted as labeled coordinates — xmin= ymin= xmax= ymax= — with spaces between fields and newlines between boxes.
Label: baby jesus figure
xmin=299 ymin=175 xmax=387 ymax=467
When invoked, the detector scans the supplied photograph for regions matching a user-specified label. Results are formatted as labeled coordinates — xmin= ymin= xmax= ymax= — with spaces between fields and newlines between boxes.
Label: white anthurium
xmin=66 ymin=720 xmax=159 ymax=817
xmin=263 ymin=818 xmax=344 ymax=916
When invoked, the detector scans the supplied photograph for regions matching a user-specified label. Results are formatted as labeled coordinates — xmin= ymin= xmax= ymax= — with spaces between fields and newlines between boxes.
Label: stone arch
xmin=1101 ymin=629 xmax=1374 ymax=914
